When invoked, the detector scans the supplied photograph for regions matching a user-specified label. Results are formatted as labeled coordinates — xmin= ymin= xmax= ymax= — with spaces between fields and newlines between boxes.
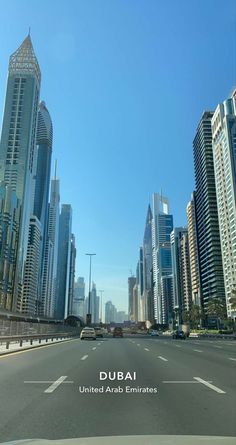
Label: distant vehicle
xmin=94 ymin=327 xmax=103 ymax=338
xmin=102 ymin=327 xmax=108 ymax=334
xmin=80 ymin=327 xmax=96 ymax=340
xmin=150 ymin=330 xmax=159 ymax=336
xmin=172 ymin=330 xmax=186 ymax=340
xmin=113 ymin=327 xmax=123 ymax=338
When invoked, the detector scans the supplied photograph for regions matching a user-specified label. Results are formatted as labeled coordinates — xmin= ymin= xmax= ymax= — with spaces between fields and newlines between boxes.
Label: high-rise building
xmin=211 ymin=90 xmax=236 ymax=319
xmin=90 ymin=282 xmax=99 ymax=324
xmin=0 ymin=35 xmax=41 ymax=312
xmin=23 ymin=101 xmax=53 ymax=315
xmin=152 ymin=193 xmax=173 ymax=325
xmin=22 ymin=216 xmax=41 ymax=314
xmin=187 ymin=193 xmax=201 ymax=306
xmin=171 ymin=227 xmax=192 ymax=322
xmin=142 ymin=204 xmax=154 ymax=324
xmin=73 ymin=277 xmax=85 ymax=318
xmin=68 ymin=233 xmax=76 ymax=316
xmin=105 ymin=300 xmax=117 ymax=324
xmin=44 ymin=176 xmax=60 ymax=317
xmin=128 ymin=276 xmax=136 ymax=321
xmin=0 ymin=184 xmax=20 ymax=310
xmin=55 ymin=204 xmax=72 ymax=319
xmin=193 ymin=112 xmax=225 ymax=313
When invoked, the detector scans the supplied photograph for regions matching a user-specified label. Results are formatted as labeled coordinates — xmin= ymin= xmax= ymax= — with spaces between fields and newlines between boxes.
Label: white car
xmin=80 ymin=327 xmax=96 ymax=340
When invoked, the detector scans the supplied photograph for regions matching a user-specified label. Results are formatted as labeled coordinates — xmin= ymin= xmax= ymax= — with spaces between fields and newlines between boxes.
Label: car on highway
xmin=94 ymin=327 xmax=103 ymax=338
xmin=113 ymin=327 xmax=123 ymax=338
xmin=80 ymin=327 xmax=96 ymax=340
xmin=150 ymin=330 xmax=159 ymax=336
xmin=172 ymin=330 xmax=186 ymax=339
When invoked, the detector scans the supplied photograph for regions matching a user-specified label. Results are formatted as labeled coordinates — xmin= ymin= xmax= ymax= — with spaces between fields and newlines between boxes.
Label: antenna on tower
xmin=129 ymin=269 xmax=133 ymax=277
xmin=28 ymin=27 xmax=31 ymax=36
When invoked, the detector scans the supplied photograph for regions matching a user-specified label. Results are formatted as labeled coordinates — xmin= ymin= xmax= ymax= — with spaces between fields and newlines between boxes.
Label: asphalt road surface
xmin=0 ymin=335 xmax=235 ymax=442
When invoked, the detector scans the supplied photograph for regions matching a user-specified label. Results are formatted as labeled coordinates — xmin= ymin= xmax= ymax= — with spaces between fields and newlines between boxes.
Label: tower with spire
xmin=0 ymin=34 xmax=41 ymax=312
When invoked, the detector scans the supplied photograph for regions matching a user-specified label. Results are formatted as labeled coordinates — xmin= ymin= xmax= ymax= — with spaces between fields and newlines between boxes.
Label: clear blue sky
xmin=0 ymin=0 xmax=235 ymax=312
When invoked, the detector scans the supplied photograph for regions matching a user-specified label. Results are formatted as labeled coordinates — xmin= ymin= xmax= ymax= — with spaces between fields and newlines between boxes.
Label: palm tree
xmin=206 ymin=298 xmax=226 ymax=329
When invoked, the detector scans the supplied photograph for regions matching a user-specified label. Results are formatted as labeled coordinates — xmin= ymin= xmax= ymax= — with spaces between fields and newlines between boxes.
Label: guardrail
xmin=0 ymin=330 xmax=81 ymax=350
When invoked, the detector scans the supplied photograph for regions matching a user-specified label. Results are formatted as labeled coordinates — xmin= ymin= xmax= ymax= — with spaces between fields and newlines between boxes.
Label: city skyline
xmin=0 ymin=0 xmax=235 ymax=313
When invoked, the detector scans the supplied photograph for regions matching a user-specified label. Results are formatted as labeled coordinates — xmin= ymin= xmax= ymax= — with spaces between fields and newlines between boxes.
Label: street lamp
xmin=85 ymin=253 xmax=96 ymax=325
xmin=99 ymin=290 xmax=104 ymax=324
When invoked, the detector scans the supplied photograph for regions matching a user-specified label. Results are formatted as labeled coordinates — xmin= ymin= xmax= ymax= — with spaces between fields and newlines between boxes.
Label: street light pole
xmin=99 ymin=290 xmax=104 ymax=324
xmin=85 ymin=253 xmax=96 ymax=325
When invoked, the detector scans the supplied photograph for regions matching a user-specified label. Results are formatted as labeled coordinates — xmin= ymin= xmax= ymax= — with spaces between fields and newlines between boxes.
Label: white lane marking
xmin=193 ymin=349 xmax=203 ymax=353
xmin=228 ymin=358 xmax=236 ymax=361
xmin=97 ymin=343 xmax=101 ymax=346
xmin=24 ymin=380 xmax=73 ymax=384
xmin=144 ymin=348 xmax=149 ymax=351
xmin=214 ymin=345 xmax=222 ymax=349
xmin=193 ymin=377 xmax=226 ymax=394
xmin=163 ymin=381 xmax=203 ymax=384
xmin=44 ymin=376 xmax=68 ymax=393
xmin=175 ymin=345 xmax=181 ymax=348
xmin=137 ymin=344 xmax=140 ymax=347
xmin=158 ymin=356 xmax=168 ymax=362
xmin=81 ymin=355 xmax=88 ymax=360
xmin=92 ymin=347 xmax=96 ymax=350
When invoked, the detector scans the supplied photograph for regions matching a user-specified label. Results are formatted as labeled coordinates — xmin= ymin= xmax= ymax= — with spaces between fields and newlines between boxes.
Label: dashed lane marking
xmin=81 ymin=355 xmax=88 ymax=360
xmin=193 ymin=377 xmax=226 ymax=394
xmin=228 ymin=358 xmax=236 ymax=361
xmin=193 ymin=349 xmax=203 ymax=353
xmin=44 ymin=376 xmax=68 ymax=393
xmin=92 ymin=347 xmax=96 ymax=350
xmin=144 ymin=348 xmax=149 ymax=351
xmin=214 ymin=345 xmax=222 ymax=349
xmin=137 ymin=344 xmax=140 ymax=346
xmin=158 ymin=356 xmax=168 ymax=362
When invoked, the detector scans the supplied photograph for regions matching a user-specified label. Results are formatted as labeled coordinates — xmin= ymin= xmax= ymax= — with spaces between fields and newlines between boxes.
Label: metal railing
xmin=0 ymin=330 xmax=81 ymax=351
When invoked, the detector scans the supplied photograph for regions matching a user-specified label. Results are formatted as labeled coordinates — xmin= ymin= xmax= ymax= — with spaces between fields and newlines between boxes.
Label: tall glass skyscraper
xmin=142 ymin=205 xmax=154 ymax=324
xmin=193 ymin=112 xmax=225 ymax=313
xmin=152 ymin=193 xmax=173 ymax=325
xmin=0 ymin=184 xmax=20 ymax=310
xmin=171 ymin=227 xmax=192 ymax=322
xmin=56 ymin=204 xmax=72 ymax=319
xmin=0 ymin=35 xmax=41 ymax=312
xmin=44 ymin=176 xmax=60 ymax=317
xmin=211 ymin=90 xmax=236 ymax=318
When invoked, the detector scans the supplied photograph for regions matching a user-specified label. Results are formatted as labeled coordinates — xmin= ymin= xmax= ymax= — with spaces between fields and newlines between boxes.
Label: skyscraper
xmin=171 ymin=227 xmax=192 ymax=322
xmin=68 ymin=233 xmax=76 ymax=316
xmin=187 ymin=193 xmax=201 ymax=306
xmin=193 ymin=112 xmax=225 ymax=313
xmin=23 ymin=101 xmax=53 ymax=315
xmin=44 ymin=176 xmax=60 ymax=317
xmin=73 ymin=277 xmax=85 ymax=318
xmin=56 ymin=204 xmax=72 ymax=319
xmin=128 ymin=276 xmax=136 ymax=321
xmin=152 ymin=193 xmax=173 ymax=325
xmin=0 ymin=35 xmax=41 ymax=312
xmin=0 ymin=184 xmax=20 ymax=310
xmin=211 ymin=90 xmax=236 ymax=319
xmin=142 ymin=204 xmax=154 ymax=324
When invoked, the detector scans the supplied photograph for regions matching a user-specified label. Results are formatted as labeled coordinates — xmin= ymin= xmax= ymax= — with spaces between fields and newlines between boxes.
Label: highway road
xmin=0 ymin=335 xmax=235 ymax=442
